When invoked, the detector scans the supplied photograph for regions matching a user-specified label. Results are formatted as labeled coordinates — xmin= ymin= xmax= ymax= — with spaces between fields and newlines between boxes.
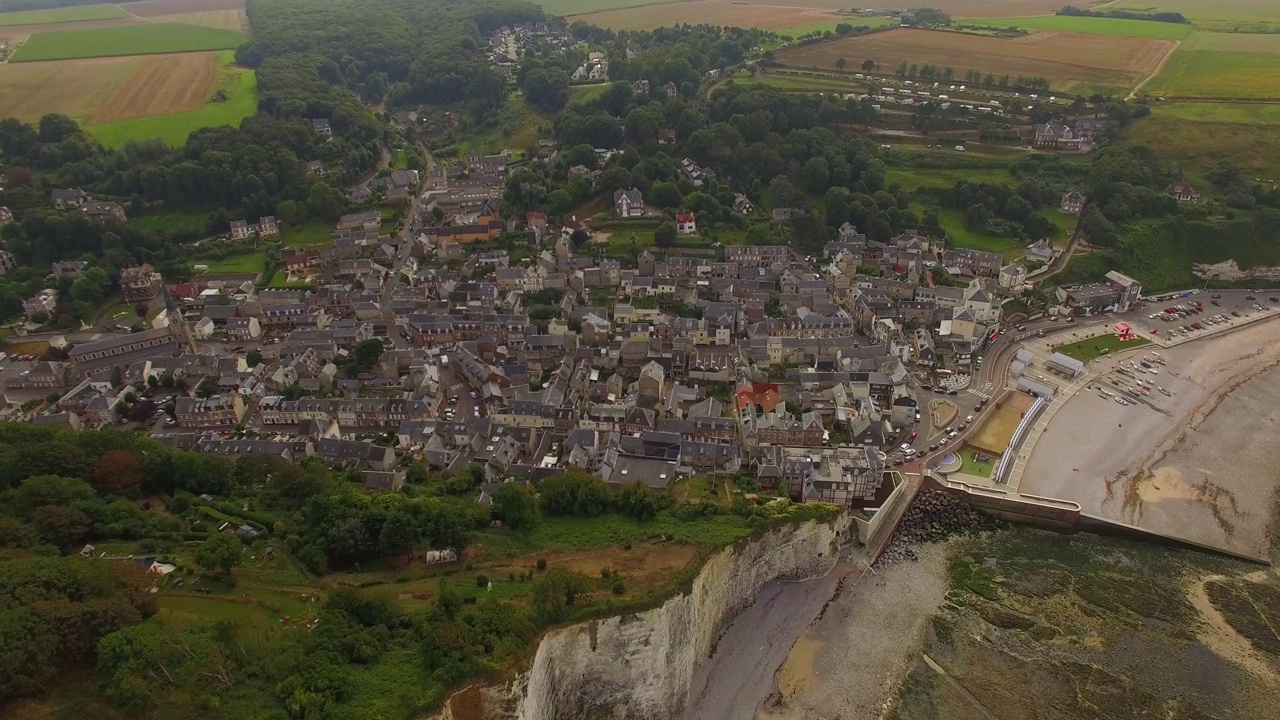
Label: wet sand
xmin=1019 ymin=316 xmax=1280 ymax=559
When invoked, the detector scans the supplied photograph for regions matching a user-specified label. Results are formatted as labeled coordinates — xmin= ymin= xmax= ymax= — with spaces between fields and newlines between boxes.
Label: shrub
xmin=612 ymin=578 xmax=625 ymax=594
xmin=475 ymin=574 xmax=489 ymax=587
xmin=536 ymin=558 xmax=547 ymax=571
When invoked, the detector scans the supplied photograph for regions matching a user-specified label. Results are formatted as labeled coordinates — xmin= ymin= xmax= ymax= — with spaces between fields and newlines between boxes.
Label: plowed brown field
xmin=776 ymin=27 xmax=1174 ymax=93
xmin=87 ymin=50 xmax=218 ymax=122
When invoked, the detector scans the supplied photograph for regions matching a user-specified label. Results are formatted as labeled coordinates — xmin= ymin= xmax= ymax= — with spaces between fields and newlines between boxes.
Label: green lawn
xmin=600 ymin=228 xmax=655 ymax=250
xmin=1046 ymin=208 xmax=1078 ymax=242
xmin=0 ymin=3 xmax=126 ymax=25
xmin=198 ymin=251 xmax=266 ymax=274
xmin=956 ymin=449 xmax=998 ymax=478
xmin=11 ymin=22 xmax=245 ymax=62
xmin=569 ymin=83 xmax=608 ymax=105
xmin=1053 ymin=334 xmax=1150 ymax=362
xmin=102 ymin=302 xmax=138 ymax=323
xmin=130 ymin=208 xmax=209 ymax=234
xmin=87 ymin=51 xmax=258 ymax=148
xmin=938 ymin=208 xmax=1024 ymax=260
xmin=973 ymin=15 xmax=1195 ymax=39
xmin=283 ymin=219 xmax=334 ymax=249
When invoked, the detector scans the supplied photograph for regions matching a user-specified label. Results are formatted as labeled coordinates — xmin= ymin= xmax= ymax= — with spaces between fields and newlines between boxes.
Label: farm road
xmin=1129 ymin=39 xmax=1180 ymax=100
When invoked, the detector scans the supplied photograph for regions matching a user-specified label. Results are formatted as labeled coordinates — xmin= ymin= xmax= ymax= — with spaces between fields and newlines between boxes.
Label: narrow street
xmin=379 ymin=142 xmax=435 ymax=323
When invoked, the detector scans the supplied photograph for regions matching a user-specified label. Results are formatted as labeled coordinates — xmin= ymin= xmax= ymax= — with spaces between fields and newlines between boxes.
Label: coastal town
xmin=4 ymin=2 xmax=1280 ymax=720
xmin=2 ymin=165 xmax=1151 ymax=505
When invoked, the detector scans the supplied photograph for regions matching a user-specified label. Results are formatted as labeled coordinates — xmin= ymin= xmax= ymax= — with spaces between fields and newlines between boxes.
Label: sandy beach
xmin=1019 ymin=316 xmax=1280 ymax=559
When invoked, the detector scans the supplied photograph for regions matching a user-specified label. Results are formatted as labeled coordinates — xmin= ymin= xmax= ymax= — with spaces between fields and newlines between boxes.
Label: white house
xmin=676 ymin=212 xmax=697 ymax=236
xmin=998 ymin=263 xmax=1027 ymax=291
xmin=963 ymin=283 xmax=1000 ymax=325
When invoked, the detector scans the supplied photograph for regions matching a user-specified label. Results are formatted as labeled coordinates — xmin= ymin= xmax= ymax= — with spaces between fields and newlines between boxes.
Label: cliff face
xmin=437 ymin=514 xmax=854 ymax=720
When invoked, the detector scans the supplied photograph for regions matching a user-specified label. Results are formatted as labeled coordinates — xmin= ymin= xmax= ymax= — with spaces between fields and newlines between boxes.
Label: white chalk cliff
xmin=435 ymin=513 xmax=854 ymax=720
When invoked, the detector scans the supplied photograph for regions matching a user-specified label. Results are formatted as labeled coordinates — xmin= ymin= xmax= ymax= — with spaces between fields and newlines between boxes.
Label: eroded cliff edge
xmin=434 ymin=512 xmax=855 ymax=720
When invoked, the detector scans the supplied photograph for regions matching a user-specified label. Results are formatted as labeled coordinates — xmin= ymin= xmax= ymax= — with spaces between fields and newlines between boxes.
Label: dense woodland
xmin=240 ymin=0 xmax=543 ymax=108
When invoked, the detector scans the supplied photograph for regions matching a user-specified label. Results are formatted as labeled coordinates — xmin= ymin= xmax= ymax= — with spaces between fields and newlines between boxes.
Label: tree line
xmin=1058 ymin=5 xmax=1190 ymax=24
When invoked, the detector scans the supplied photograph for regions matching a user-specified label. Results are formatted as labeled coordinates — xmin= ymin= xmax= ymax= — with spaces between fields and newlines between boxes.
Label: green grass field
xmin=750 ymin=72 xmax=855 ymax=93
xmin=87 ymin=51 xmax=258 ymax=148
xmin=1053 ymin=334 xmax=1150 ymax=362
xmin=0 ymin=3 xmax=126 ymax=25
xmin=1112 ymin=0 xmax=1280 ymax=32
xmin=283 ymin=219 xmax=333 ymax=249
xmin=129 ymin=208 xmax=209 ymax=234
xmin=11 ymin=22 xmax=246 ymax=62
xmin=886 ymin=166 xmax=1014 ymax=193
xmin=937 ymin=208 xmax=1023 ymax=260
xmin=1046 ymin=208 xmax=1078 ymax=241
xmin=569 ymin=83 xmax=608 ymax=105
xmin=973 ymin=15 xmax=1195 ymax=39
xmin=1143 ymin=49 xmax=1280 ymax=99
xmin=198 ymin=250 xmax=265 ymax=274
xmin=1128 ymin=103 xmax=1280 ymax=182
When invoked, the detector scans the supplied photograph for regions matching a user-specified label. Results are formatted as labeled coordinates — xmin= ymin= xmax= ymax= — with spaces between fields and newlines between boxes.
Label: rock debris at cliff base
xmin=876 ymin=489 xmax=1000 ymax=567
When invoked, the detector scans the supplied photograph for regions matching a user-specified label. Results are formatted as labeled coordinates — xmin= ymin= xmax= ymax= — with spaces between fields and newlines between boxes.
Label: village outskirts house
xmin=51 ymin=188 xmax=88 ymax=210
xmin=613 ymin=188 xmax=644 ymax=218
xmin=337 ymin=210 xmax=382 ymax=231
xmin=1060 ymin=190 xmax=1085 ymax=214
xmin=1165 ymin=181 xmax=1199 ymax=203
xmin=676 ymin=212 xmax=697 ymax=236
xmin=82 ymin=202 xmax=127 ymax=223
xmin=23 ymin=288 xmax=57 ymax=318
xmin=119 ymin=264 xmax=162 ymax=302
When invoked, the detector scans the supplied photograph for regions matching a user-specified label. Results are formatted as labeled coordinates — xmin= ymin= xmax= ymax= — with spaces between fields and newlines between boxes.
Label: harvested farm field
xmin=0 ymin=56 xmax=137 ymax=121
xmin=707 ymin=0 xmax=1066 ymax=16
xmin=570 ymin=0 xmax=843 ymax=31
xmin=86 ymin=50 xmax=219 ymax=123
xmin=776 ymin=27 xmax=1174 ymax=94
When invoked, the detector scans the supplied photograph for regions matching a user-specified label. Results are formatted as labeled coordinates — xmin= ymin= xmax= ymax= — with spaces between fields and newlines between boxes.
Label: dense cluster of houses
xmin=7 ymin=202 xmax=1115 ymax=508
